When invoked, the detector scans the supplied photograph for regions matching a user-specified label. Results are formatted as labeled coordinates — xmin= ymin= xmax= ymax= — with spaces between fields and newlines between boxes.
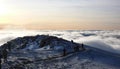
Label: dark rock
xmin=0 ymin=35 xmax=84 ymax=69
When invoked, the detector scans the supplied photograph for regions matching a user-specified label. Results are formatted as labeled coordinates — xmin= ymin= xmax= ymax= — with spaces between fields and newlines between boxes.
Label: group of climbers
xmin=0 ymin=36 xmax=85 ymax=68
xmin=62 ymin=40 xmax=85 ymax=56
xmin=40 ymin=38 xmax=85 ymax=56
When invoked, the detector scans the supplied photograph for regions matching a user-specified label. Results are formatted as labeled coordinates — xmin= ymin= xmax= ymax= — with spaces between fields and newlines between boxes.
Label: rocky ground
xmin=0 ymin=35 xmax=120 ymax=69
xmin=0 ymin=35 xmax=84 ymax=69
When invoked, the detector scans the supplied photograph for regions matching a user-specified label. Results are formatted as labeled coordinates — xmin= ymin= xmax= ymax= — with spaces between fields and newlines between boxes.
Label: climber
xmin=63 ymin=47 xmax=66 ymax=56
xmin=81 ymin=43 xmax=85 ymax=50
xmin=71 ymin=40 xmax=74 ymax=43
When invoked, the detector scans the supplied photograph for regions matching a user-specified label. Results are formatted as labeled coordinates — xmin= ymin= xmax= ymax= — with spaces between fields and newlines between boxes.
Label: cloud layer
xmin=0 ymin=30 xmax=120 ymax=54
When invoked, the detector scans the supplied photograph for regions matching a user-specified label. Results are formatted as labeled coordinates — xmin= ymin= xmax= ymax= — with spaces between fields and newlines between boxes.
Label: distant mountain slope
xmin=0 ymin=35 xmax=120 ymax=69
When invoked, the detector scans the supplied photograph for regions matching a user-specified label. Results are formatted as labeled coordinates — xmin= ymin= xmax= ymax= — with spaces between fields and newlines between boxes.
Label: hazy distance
xmin=0 ymin=0 xmax=120 ymax=30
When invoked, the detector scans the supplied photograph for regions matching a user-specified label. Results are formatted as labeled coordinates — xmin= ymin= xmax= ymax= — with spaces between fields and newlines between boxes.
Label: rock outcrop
xmin=0 ymin=35 xmax=83 ymax=69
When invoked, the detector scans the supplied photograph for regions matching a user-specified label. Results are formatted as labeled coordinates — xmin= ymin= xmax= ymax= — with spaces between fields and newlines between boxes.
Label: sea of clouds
xmin=0 ymin=30 xmax=120 ymax=54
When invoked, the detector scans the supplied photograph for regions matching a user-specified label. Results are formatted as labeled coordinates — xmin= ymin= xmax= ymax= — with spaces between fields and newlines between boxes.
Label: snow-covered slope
xmin=39 ymin=46 xmax=120 ymax=69
xmin=0 ymin=35 xmax=83 ymax=69
xmin=0 ymin=35 xmax=120 ymax=69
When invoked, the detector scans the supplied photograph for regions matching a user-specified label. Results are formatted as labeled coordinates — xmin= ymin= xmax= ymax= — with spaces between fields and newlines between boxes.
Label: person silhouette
xmin=63 ymin=47 xmax=66 ymax=56
xmin=81 ymin=43 xmax=85 ymax=50
xmin=71 ymin=40 xmax=74 ymax=43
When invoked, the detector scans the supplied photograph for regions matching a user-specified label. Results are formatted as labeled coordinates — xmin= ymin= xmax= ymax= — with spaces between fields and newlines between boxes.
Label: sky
xmin=0 ymin=0 xmax=120 ymax=30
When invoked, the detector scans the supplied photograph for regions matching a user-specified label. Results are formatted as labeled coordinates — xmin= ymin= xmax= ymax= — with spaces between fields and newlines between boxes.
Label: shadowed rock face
xmin=0 ymin=35 xmax=83 ymax=69
xmin=0 ymin=35 xmax=80 ymax=50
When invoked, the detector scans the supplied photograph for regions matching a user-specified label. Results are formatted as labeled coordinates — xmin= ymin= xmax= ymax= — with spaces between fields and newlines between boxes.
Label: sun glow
xmin=0 ymin=3 xmax=9 ymax=16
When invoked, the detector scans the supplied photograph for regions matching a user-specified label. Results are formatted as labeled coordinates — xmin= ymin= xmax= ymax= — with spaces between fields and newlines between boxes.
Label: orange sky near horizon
xmin=0 ymin=0 xmax=120 ymax=30
xmin=0 ymin=23 xmax=119 ymax=30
